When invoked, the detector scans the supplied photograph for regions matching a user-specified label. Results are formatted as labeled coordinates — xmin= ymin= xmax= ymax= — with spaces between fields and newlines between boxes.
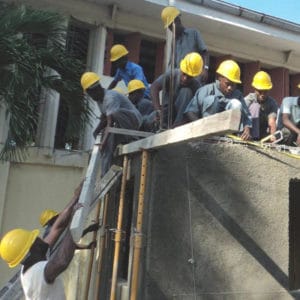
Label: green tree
xmin=0 ymin=1 xmax=91 ymax=161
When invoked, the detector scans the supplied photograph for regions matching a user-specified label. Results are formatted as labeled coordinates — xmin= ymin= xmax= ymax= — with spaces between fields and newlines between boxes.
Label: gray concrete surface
xmin=141 ymin=140 xmax=300 ymax=300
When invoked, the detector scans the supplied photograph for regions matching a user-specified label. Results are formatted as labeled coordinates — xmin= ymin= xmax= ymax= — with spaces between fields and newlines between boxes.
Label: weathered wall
xmin=143 ymin=141 xmax=300 ymax=299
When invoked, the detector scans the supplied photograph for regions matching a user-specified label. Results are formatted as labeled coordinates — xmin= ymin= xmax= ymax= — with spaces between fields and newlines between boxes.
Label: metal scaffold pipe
xmin=130 ymin=150 xmax=149 ymax=300
xmin=110 ymin=156 xmax=129 ymax=300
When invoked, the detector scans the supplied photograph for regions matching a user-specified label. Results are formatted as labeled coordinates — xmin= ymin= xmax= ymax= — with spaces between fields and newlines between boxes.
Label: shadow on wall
xmin=145 ymin=141 xmax=297 ymax=299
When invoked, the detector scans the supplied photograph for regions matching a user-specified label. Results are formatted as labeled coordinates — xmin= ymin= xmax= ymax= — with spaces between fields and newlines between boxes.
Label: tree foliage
xmin=0 ymin=1 xmax=91 ymax=161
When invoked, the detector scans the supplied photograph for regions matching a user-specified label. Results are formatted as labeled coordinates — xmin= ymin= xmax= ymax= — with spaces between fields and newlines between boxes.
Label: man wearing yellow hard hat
xmin=277 ymin=84 xmax=300 ymax=146
xmin=161 ymin=6 xmax=209 ymax=83
xmin=0 ymin=182 xmax=83 ymax=300
xmin=244 ymin=71 xmax=278 ymax=140
xmin=81 ymin=71 xmax=142 ymax=176
xmin=184 ymin=59 xmax=252 ymax=140
xmin=128 ymin=79 xmax=156 ymax=131
xmin=107 ymin=44 xmax=151 ymax=99
xmin=151 ymin=52 xmax=203 ymax=128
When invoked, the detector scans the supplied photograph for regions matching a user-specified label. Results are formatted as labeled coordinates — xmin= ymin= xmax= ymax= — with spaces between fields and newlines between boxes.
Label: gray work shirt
xmin=174 ymin=28 xmax=207 ymax=68
xmin=97 ymin=90 xmax=142 ymax=128
xmin=184 ymin=81 xmax=252 ymax=128
xmin=244 ymin=93 xmax=278 ymax=139
xmin=157 ymin=68 xmax=200 ymax=126
xmin=278 ymin=97 xmax=300 ymax=129
xmin=136 ymin=98 xmax=154 ymax=116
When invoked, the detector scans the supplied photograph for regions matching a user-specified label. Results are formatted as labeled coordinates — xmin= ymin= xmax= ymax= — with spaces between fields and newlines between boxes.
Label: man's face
xmin=86 ymin=83 xmax=104 ymax=102
xmin=180 ymin=72 xmax=194 ymax=86
xmin=113 ymin=56 xmax=127 ymax=70
xmin=218 ymin=76 xmax=236 ymax=96
xmin=128 ymin=89 xmax=144 ymax=104
xmin=22 ymin=237 xmax=49 ymax=265
xmin=255 ymin=89 xmax=269 ymax=103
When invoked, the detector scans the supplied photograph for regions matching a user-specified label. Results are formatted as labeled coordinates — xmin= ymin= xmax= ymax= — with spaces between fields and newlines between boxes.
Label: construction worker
xmin=0 ymin=181 xmax=83 ymax=300
xmin=81 ymin=72 xmax=142 ymax=176
xmin=184 ymin=59 xmax=252 ymax=140
xmin=244 ymin=71 xmax=278 ymax=140
xmin=107 ymin=44 xmax=151 ymax=99
xmin=277 ymin=85 xmax=300 ymax=146
xmin=128 ymin=79 xmax=157 ymax=131
xmin=161 ymin=6 xmax=209 ymax=83
xmin=39 ymin=209 xmax=99 ymax=252
xmin=151 ymin=52 xmax=203 ymax=128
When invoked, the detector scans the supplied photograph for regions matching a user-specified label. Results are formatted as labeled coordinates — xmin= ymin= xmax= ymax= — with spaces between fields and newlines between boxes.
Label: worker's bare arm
xmin=44 ymin=230 xmax=76 ymax=284
xmin=150 ymin=80 xmax=163 ymax=111
xmin=44 ymin=181 xmax=83 ymax=248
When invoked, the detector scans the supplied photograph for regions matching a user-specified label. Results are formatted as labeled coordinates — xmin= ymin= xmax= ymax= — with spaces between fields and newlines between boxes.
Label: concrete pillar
xmin=242 ymin=61 xmax=261 ymax=96
xmin=290 ymin=74 xmax=300 ymax=96
xmin=268 ymin=67 xmax=289 ymax=105
xmin=35 ymin=86 xmax=60 ymax=150
xmin=103 ymin=29 xmax=114 ymax=76
xmin=81 ymin=25 xmax=107 ymax=151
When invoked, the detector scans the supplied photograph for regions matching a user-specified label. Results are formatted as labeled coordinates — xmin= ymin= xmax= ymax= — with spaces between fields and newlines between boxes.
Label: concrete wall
xmin=0 ymin=148 xmax=89 ymax=288
xmin=142 ymin=141 xmax=300 ymax=299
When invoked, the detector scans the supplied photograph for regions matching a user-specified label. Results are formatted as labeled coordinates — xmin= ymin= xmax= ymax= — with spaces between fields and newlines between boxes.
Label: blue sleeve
xmin=132 ymin=65 xmax=147 ymax=82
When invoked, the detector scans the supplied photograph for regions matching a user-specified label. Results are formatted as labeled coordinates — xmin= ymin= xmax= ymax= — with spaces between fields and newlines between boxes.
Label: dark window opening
xmin=139 ymin=39 xmax=157 ymax=83
xmin=289 ymin=178 xmax=300 ymax=289
xmin=54 ymin=23 xmax=89 ymax=150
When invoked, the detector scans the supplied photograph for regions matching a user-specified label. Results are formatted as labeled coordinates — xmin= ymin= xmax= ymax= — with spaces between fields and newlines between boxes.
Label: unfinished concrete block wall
xmin=141 ymin=142 xmax=300 ymax=299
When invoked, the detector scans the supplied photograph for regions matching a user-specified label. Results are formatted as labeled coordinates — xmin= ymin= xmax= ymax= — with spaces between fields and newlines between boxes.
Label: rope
xmin=185 ymin=162 xmax=197 ymax=300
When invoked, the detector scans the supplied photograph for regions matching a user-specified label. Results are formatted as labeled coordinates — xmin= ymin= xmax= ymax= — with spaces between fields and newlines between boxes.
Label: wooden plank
xmin=119 ymin=109 xmax=241 ymax=155
xmin=107 ymin=127 xmax=153 ymax=138
xmin=70 ymin=163 xmax=122 ymax=242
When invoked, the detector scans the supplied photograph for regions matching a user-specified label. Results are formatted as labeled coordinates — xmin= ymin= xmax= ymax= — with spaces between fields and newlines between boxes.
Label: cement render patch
xmin=143 ymin=141 xmax=300 ymax=299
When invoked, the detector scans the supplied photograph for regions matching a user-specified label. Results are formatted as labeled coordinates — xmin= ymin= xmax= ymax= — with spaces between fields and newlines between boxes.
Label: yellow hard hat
xmin=0 ymin=228 xmax=40 ymax=268
xmin=128 ymin=79 xmax=146 ymax=93
xmin=110 ymin=44 xmax=129 ymax=62
xmin=161 ymin=6 xmax=180 ymax=28
xmin=252 ymin=71 xmax=272 ymax=90
xmin=297 ymin=83 xmax=300 ymax=89
xmin=80 ymin=72 xmax=100 ymax=91
xmin=216 ymin=60 xmax=241 ymax=84
xmin=39 ymin=209 xmax=59 ymax=227
xmin=180 ymin=52 xmax=203 ymax=77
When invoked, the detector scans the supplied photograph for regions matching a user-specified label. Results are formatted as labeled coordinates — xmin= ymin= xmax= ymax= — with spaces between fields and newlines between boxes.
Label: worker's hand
xmin=240 ymin=126 xmax=251 ymax=141
xmin=296 ymin=133 xmax=300 ymax=146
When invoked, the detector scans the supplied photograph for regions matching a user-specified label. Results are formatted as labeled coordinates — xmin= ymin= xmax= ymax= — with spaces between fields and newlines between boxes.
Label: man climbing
xmin=244 ymin=71 xmax=278 ymax=140
xmin=81 ymin=72 xmax=142 ymax=176
xmin=151 ymin=52 xmax=203 ymax=128
xmin=161 ymin=6 xmax=209 ymax=83
xmin=0 ymin=181 xmax=84 ymax=300
xmin=39 ymin=209 xmax=99 ymax=252
xmin=184 ymin=59 xmax=252 ymax=140
xmin=127 ymin=79 xmax=157 ymax=132
xmin=107 ymin=44 xmax=151 ymax=99
xmin=277 ymin=85 xmax=300 ymax=146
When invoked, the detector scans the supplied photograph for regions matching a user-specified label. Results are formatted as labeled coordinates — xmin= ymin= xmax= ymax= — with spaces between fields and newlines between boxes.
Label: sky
xmin=223 ymin=0 xmax=300 ymax=24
